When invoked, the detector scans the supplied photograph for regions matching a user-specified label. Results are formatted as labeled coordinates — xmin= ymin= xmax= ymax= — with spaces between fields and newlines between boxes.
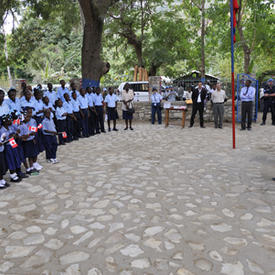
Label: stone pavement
xmin=0 ymin=120 xmax=275 ymax=275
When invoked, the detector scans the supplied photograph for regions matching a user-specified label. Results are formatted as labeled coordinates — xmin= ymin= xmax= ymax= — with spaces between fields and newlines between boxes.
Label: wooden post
xmin=134 ymin=65 xmax=138 ymax=81
xmin=165 ymin=109 xmax=169 ymax=127
xmin=182 ymin=110 xmax=186 ymax=128
xmin=138 ymin=67 xmax=143 ymax=81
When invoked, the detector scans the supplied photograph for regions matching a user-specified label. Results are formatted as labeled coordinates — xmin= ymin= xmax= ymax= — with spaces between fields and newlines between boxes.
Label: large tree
xmin=78 ymin=0 xmax=118 ymax=86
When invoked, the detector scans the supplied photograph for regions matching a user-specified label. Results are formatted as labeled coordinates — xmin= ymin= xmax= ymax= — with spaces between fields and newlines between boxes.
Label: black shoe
xmin=0 ymin=185 xmax=7 ymax=189
xmin=102 ymin=130 xmax=106 ymax=133
xmin=189 ymin=125 xmax=193 ymax=128
xmin=215 ymin=126 xmax=218 ymax=129
xmin=240 ymin=128 xmax=246 ymax=131
xmin=219 ymin=126 xmax=223 ymax=129
xmin=124 ymin=127 xmax=128 ymax=130
xmin=272 ymin=178 xmax=275 ymax=181
xmin=108 ymin=128 xmax=111 ymax=132
xmin=260 ymin=122 xmax=265 ymax=126
xmin=130 ymin=127 xmax=134 ymax=131
xmin=200 ymin=126 xmax=205 ymax=128
xmin=247 ymin=128 xmax=251 ymax=131
xmin=18 ymin=172 xmax=29 ymax=179
xmin=10 ymin=177 xmax=21 ymax=183
xmin=5 ymin=182 xmax=10 ymax=187
xmin=113 ymin=128 xmax=118 ymax=131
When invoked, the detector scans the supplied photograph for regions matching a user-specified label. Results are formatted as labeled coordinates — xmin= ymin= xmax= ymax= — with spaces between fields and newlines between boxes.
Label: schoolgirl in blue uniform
xmin=20 ymin=90 xmax=36 ymax=112
xmin=5 ymin=88 xmax=21 ymax=115
xmin=42 ymin=96 xmax=55 ymax=118
xmin=0 ymin=117 xmax=10 ymax=189
xmin=0 ymin=114 xmax=23 ymax=182
xmin=78 ymin=88 xmax=89 ymax=137
xmin=87 ymin=87 xmax=96 ymax=136
xmin=55 ymin=99 xmax=68 ymax=145
xmin=104 ymin=87 xmax=119 ymax=131
xmin=44 ymin=83 xmax=57 ymax=106
xmin=71 ymin=91 xmax=82 ymax=140
xmin=33 ymin=89 xmax=45 ymax=153
xmin=42 ymin=109 xmax=58 ymax=164
xmin=21 ymin=109 xmax=40 ymax=174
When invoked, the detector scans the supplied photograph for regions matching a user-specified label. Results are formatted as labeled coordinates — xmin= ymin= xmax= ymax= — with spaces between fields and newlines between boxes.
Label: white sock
xmin=27 ymin=168 xmax=31 ymax=172
xmin=10 ymin=173 xmax=17 ymax=179
xmin=0 ymin=180 xmax=5 ymax=186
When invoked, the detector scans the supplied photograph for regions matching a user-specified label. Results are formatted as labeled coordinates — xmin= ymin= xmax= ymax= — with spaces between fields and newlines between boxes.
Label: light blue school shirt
xmin=151 ymin=93 xmax=163 ymax=104
xmin=0 ymin=102 xmax=10 ymax=117
xmin=23 ymin=118 xmax=37 ymax=141
xmin=34 ymin=99 xmax=44 ymax=117
xmin=44 ymin=90 xmax=58 ymax=105
xmin=87 ymin=93 xmax=94 ymax=107
xmin=94 ymin=94 xmax=103 ymax=106
xmin=63 ymin=101 xmax=73 ymax=114
xmin=5 ymin=98 xmax=21 ymax=114
xmin=78 ymin=94 xmax=89 ymax=109
xmin=240 ymin=86 xmax=255 ymax=102
xmin=57 ymin=87 xmax=70 ymax=102
xmin=20 ymin=97 xmax=36 ymax=115
xmin=55 ymin=106 xmax=67 ymax=120
xmin=104 ymin=94 xmax=118 ymax=108
xmin=71 ymin=98 xmax=80 ymax=112
xmin=42 ymin=117 xmax=56 ymax=136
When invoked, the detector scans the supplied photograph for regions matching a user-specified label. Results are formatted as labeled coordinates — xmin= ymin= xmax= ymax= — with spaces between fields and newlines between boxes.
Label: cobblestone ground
xmin=0 ymin=120 xmax=275 ymax=275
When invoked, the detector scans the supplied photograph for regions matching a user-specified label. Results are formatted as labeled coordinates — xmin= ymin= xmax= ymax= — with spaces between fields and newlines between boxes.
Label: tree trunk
xmin=149 ymin=64 xmax=158 ymax=76
xmin=78 ymin=0 xmax=117 ymax=87
xmin=200 ymin=0 xmax=206 ymax=80
xmin=135 ymin=41 xmax=143 ymax=67
xmin=236 ymin=0 xmax=251 ymax=74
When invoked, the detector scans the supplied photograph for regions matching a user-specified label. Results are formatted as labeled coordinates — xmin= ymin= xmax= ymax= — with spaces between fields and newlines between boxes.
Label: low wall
xmin=117 ymin=100 xmax=233 ymax=122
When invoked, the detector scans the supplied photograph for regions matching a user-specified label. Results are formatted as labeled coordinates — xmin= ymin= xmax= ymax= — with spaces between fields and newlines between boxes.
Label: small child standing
xmin=21 ymin=110 xmax=40 ymax=174
xmin=42 ymin=109 xmax=58 ymax=164
xmin=55 ymin=99 xmax=68 ymax=145
xmin=105 ymin=87 xmax=119 ymax=131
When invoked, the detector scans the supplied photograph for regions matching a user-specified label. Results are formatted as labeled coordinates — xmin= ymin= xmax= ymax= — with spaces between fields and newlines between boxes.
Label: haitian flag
xmin=9 ymin=138 xmax=18 ymax=148
xmin=233 ymin=0 xmax=239 ymax=43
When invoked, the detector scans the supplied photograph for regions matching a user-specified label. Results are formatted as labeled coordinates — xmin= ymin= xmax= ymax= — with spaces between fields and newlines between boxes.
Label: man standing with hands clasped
xmin=151 ymin=87 xmax=163 ymax=125
xmin=261 ymin=78 xmax=275 ymax=126
xmin=189 ymin=81 xmax=207 ymax=128
xmin=240 ymin=79 xmax=255 ymax=131
xmin=211 ymin=83 xmax=227 ymax=129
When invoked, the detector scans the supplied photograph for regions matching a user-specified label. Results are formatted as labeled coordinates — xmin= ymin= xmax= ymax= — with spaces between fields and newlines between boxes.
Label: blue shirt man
xmin=57 ymin=80 xmax=70 ymax=102
xmin=63 ymin=101 xmax=74 ymax=115
xmin=151 ymin=92 xmax=163 ymax=105
xmin=240 ymin=85 xmax=255 ymax=102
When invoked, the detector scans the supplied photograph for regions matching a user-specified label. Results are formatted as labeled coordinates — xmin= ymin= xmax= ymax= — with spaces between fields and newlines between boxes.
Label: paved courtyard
xmin=0 ymin=120 xmax=275 ymax=275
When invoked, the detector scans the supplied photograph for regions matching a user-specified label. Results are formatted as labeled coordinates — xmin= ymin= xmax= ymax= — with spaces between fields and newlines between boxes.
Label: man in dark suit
xmin=189 ymin=81 xmax=207 ymax=128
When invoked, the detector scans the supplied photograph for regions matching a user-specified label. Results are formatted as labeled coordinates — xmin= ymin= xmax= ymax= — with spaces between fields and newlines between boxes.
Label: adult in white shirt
xmin=211 ymin=83 xmax=227 ymax=129
xmin=122 ymin=83 xmax=134 ymax=130
xmin=240 ymin=80 xmax=255 ymax=130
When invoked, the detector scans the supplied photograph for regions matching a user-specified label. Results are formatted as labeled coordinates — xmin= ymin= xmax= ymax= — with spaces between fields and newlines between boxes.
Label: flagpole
xmin=230 ymin=0 xmax=236 ymax=149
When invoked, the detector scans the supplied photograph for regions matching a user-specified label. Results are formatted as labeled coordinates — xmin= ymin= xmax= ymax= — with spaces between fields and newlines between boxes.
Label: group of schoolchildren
xmin=0 ymin=81 xmax=119 ymax=189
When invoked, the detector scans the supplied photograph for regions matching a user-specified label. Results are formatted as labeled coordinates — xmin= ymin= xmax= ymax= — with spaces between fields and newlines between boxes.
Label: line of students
xmin=0 ymin=83 xmax=119 ymax=189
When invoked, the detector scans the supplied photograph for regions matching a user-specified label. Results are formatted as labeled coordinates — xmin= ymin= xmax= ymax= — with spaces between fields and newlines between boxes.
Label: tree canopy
xmin=0 ymin=0 xmax=274 ymax=87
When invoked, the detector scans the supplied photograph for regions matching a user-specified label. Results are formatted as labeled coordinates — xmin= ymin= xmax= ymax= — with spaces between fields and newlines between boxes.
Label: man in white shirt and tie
xmin=240 ymin=80 xmax=255 ymax=131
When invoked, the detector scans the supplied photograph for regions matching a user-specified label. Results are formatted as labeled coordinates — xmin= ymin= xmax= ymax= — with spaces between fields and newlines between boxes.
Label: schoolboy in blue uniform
xmin=44 ymin=83 xmax=57 ymax=106
xmin=71 ymin=91 xmax=82 ymax=140
xmin=86 ymin=87 xmax=96 ymax=136
xmin=55 ymin=99 xmax=68 ymax=145
xmin=63 ymin=93 xmax=75 ymax=142
xmin=151 ymin=87 xmax=163 ymax=125
xmin=33 ymin=89 xmax=45 ymax=154
xmin=57 ymin=80 xmax=70 ymax=102
xmin=42 ymin=109 xmax=59 ymax=164
xmin=105 ymin=87 xmax=119 ymax=131
xmin=78 ymin=88 xmax=89 ymax=137
xmin=94 ymin=87 xmax=105 ymax=133
xmin=42 ymin=96 xmax=55 ymax=118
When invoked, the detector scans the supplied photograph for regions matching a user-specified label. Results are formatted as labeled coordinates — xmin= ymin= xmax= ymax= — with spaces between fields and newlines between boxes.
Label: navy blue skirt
xmin=4 ymin=144 xmax=22 ymax=171
xmin=0 ymin=151 xmax=7 ymax=176
xmin=123 ymin=110 xmax=133 ymax=120
xmin=107 ymin=107 xmax=119 ymax=120
xmin=22 ymin=140 xmax=39 ymax=158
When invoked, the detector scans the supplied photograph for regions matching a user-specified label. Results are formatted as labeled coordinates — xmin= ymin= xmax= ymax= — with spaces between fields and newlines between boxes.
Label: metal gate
xmin=236 ymin=74 xmax=259 ymax=122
